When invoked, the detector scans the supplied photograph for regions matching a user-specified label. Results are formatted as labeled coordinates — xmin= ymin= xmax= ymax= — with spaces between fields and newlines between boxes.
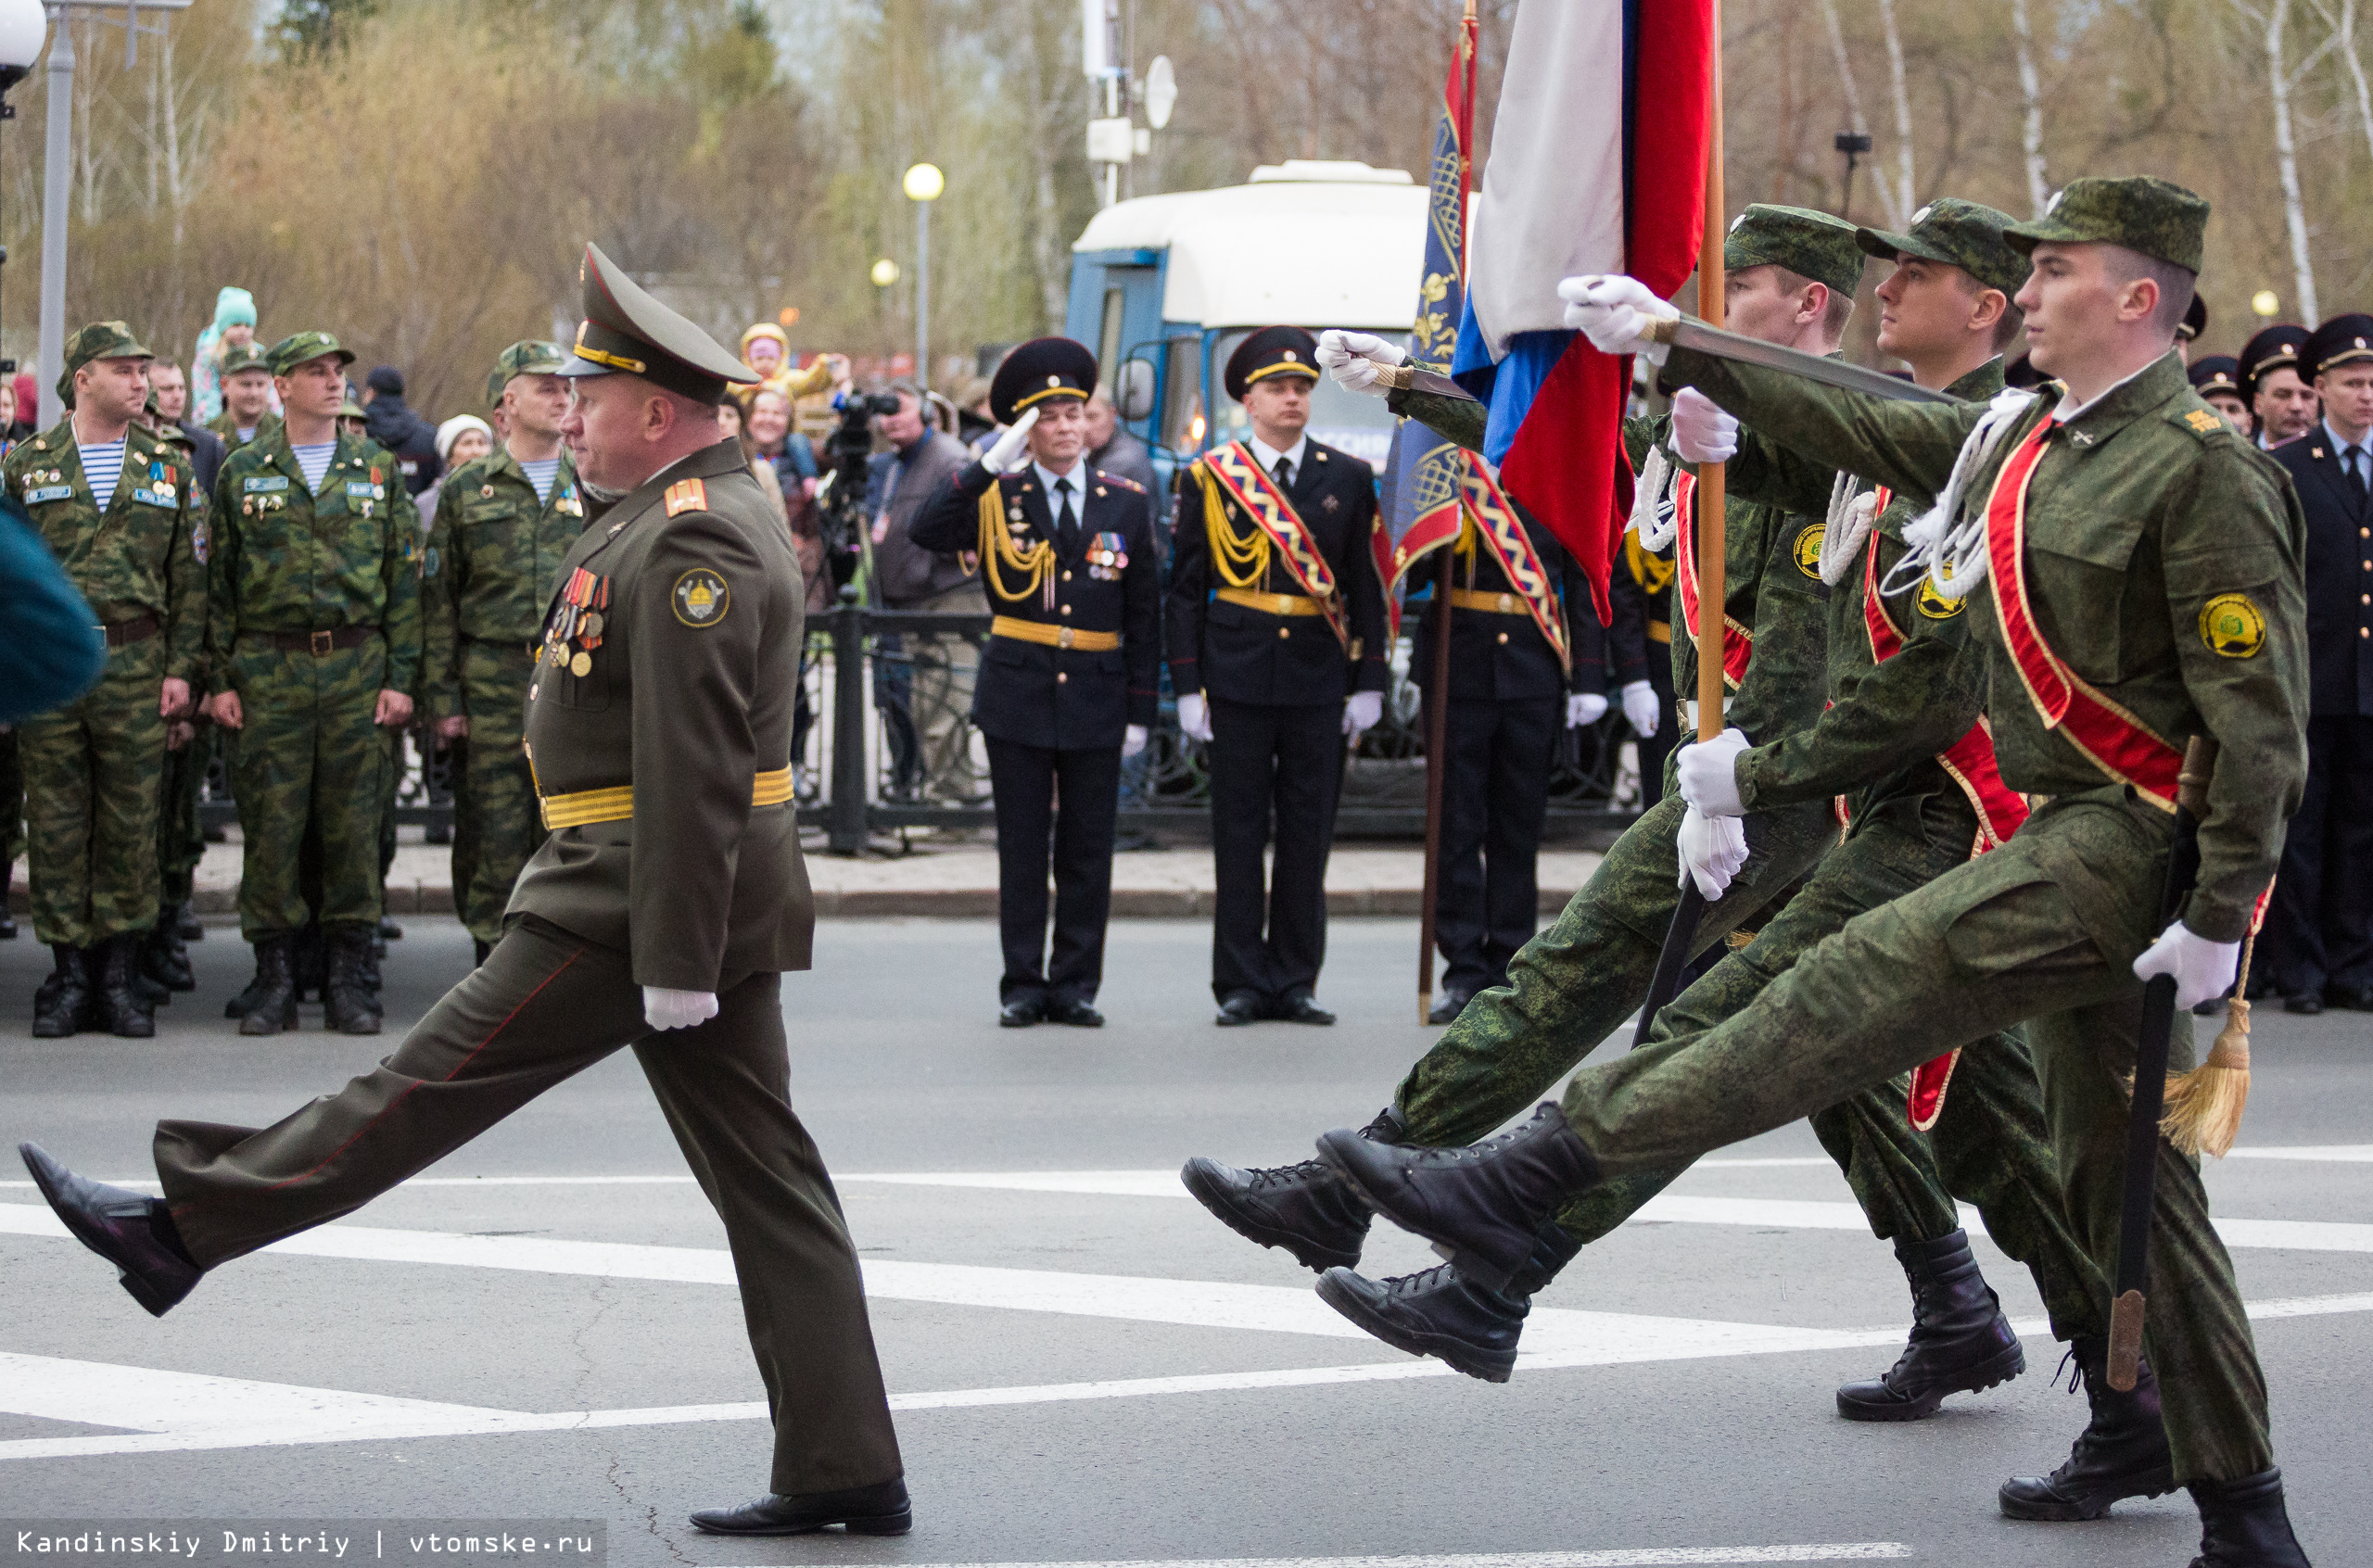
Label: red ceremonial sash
xmin=1457 ymin=455 xmax=1572 ymax=676
xmin=1203 ymin=442 xmax=1350 ymax=649
xmin=1984 ymin=419 xmax=2185 ymax=811
xmin=1671 ymin=471 xmax=1753 ymax=687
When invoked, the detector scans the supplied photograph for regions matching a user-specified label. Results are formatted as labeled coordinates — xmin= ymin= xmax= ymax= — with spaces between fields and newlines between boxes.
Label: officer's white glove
xmin=1344 ymin=689 xmax=1384 ymax=737
xmin=1176 ymin=691 xmax=1214 ymax=743
xmin=1621 ymin=679 xmax=1661 ymax=739
xmin=1122 ymin=724 xmax=1148 ymax=758
xmin=1556 ymin=274 xmax=1680 ymax=364
xmin=1566 ymin=691 xmax=1608 ymax=728
xmin=1676 ymin=726 xmax=1751 ymax=817
xmin=642 ymin=987 xmax=719 ymax=1032
xmin=2133 ymin=921 xmax=2243 ymax=1011
xmin=1316 ymin=330 xmax=1406 ymax=397
xmin=981 ymin=406 xmax=1040 ymax=475
xmin=1675 ymin=805 xmax=1749 ymax=901
xmin=1669 ymin=387 xmax=1739 ymax=464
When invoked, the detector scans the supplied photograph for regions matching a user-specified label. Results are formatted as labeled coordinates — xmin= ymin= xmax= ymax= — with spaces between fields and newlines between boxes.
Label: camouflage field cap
xmin=219 ymin=341 xmax=273 ymax=378
xmin=57 ymin=321 xmax=155 ymax=405
xmin=486 ymin=339 xmax=570 ymax=408
xmin=1724 ymin=205 xmax=1866 ymax=297
xmin=339 ymin=395 xmax=368 ymax=421
xmin=558 ymin=242 xmax=751 ymax=405
xmin=2004 ymin=176 xmax=2209 ymax=272
xmin=1857 ymin=198 xmax=2030 ymax=297
xmin=266 ymin=330 xmax=356 ymax=376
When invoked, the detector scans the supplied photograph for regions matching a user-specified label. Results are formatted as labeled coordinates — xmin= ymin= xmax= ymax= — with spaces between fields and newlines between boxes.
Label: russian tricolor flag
xmin=1452 ymin=0 xmax=1717 ymax=623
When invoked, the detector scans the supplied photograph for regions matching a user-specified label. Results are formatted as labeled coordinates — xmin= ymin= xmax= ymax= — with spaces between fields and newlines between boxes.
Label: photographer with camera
xmin=863 ymin=383 xmax=985 ymax=803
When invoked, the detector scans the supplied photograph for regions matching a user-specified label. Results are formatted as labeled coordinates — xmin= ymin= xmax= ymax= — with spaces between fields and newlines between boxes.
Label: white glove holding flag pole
xmin=2133 ymin=921 xmax=2242 ymax=1011
xmin=1676 ymin=726 xmax=1751 ymax=817
xmin=1176 ymin=692 xmax=1213 ymax=743
xmin=1343 ymin=689 xmax=1384 ymax=737
xmin=643 ymin=987 xmax=719 ymax=1032
xmin=981 ymin=406 xmax=1040 ymax=474
xmin=1621 ymin=680 xmax=1661 ymax=738
xmin=1669 ymin=388 xmax=1739 ymax=464
xmin=1556 ymin=275 xmax=1680 ymax=364
xmin=1316 ymin=330 xmax=1406 ymax=397
xmin=1675 ymin=805 xmax=1748 ymax=901
xmin=1122 ymin=725 xmax=1148 ymax=759
xmin=1566 ymin=692 xmax=1608 ymax=728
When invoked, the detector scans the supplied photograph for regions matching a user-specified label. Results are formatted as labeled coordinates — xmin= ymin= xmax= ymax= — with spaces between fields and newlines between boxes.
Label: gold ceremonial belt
xmin=539 ymin=767 xmax=795 ymax=829
xmin=991 ymin=615 xmax=1121 ymax=651
xmin=1448 ymin=588 xmax=1533 ymax=616
xmin=1215 ymin=588 xmax=1324 ymax=617
xmin=1646 ymin=620 xmax=1673 ymax=645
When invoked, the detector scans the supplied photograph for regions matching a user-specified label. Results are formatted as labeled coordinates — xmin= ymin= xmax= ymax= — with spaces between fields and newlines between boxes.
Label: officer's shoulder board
xmin=2166 ymin=401 xmax=2235 ymax=444
xmin=1093 ymin=468 xmax=1145 ymax=495
xmin=664 ymin=477 xmax=708 ymax=517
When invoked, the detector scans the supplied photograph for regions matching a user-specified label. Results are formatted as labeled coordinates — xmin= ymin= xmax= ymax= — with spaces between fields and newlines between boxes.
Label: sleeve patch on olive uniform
xmin=1793 ymin=523 xmax=1825 ymax=578
xmin=665 ymin=478 xmax=707 ymax=517
xmin=2199 ymin=592 xmax=2266 ymax=657
xmin=1915 ymin=575 xmax=1965 ymax=619
xmin=672 ymin=567 xmax=730 ymax=627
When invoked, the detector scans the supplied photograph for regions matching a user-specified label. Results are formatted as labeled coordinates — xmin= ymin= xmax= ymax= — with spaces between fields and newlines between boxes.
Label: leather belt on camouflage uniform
xmin=539 ymin=767 xmax=796 ymax=829
xmin=1214 ymin=588 xmax=1324 ymax=617
xmin=1447 ymin=588 xmax=1532 ymax=616
xmin=98 ymin=613 xmax=159 ymax=649
xmin=246 ymin=625 xmax=379 ymax=655
xmin=990 ymin=614 xmax=1121 ymax=652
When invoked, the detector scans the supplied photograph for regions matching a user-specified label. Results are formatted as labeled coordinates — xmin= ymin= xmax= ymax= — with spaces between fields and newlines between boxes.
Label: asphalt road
xmin=1 ymin=915 xmax=2367 ymax=1568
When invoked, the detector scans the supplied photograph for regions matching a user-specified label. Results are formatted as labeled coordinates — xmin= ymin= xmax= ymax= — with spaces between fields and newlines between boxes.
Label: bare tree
xmin=1821 ymin=0 xmax=1903 ymax=227
xmin=2227 ymin=0 xmax=2331 ymax=321
xmin=2011 ymin=0 xmax=2050 ymax=215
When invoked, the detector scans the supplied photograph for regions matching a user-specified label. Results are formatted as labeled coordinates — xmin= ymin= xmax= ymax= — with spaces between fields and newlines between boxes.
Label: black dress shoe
xmin=2326 ymin=985 xmax=2373 ymax=1012
xmin=1427 ymin=989 xmax=1474 ymax=1026
xmin=688 ymin=1478 xmax=910 ymax=1536
xmin=2282 ymin=993 xmax=2324 ymax=1016
xmin=1179 ymin=1108 xmax=1405 ymax=1271
xmin=1046 ymin=996 xmax=1104 ymax=1027
xmin=1999 ymin=1335 xmax=2175 ymax=1521
xmin=1276 ymin=993 xmax=1335 ymax=1025
xmin=2187 ymin=1468 xmax=2310 ymax=1566
xmin=1835 ymin=1228 xmax=2024 ymax=1422
xmin=1214 ymin=992 xmax=1263 ymax=1027
xmin=998 ymin=994 xmax=1046 ymax=1028
xmin=19 ymin=1143 xmax=203 ymax=1316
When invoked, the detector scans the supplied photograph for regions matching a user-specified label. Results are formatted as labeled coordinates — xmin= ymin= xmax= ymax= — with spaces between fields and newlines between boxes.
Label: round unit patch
xmin=2199 ymin=592 xmax=2266 ymax=658
xmin=1915 ymin=575 xmax=1965 ymax=619
xmin=1793 ymin=524 xmax=1825 ymax=578
xmin=673 ymin=568 xmax=730 ymax=628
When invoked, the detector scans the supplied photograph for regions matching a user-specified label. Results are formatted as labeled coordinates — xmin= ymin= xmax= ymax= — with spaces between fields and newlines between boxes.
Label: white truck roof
xmin=1072 ymin=161 xmax=1429 ymax=330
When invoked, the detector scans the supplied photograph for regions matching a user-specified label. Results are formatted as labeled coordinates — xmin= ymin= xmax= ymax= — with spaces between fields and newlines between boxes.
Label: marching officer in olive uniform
xmin=1167 ymin=326 xmax=1390 ymax=1025
xmin=3 ymin=323 xmax=203 ymax=1036
xmin=22 ymin=242 xmax=909 ymax=1540
xmin=908 ymin=337 xmax=1160 ymax=1028
xmin=2260 ymin=314 xmax=2373 ymax=1013
xmin=2191 ymin=355 xmax=2253 ymax=437
xmin=422 ymin=340 xmax=587 ymax=965
xmin=2240 ymin=322 xmax=2317 ymax=449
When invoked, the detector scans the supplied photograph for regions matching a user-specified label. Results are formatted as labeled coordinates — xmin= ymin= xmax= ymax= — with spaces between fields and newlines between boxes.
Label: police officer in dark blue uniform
xmin=1167 ymin=326 xmax=1390 ymax=1026
xmin=2240 ymin=322 xmax=2318 ymax=449
xmin=910 ymin=338 xmax=1160 ymax=1028
xmin=2263 ymin=313 xmax=2373 ymax=1012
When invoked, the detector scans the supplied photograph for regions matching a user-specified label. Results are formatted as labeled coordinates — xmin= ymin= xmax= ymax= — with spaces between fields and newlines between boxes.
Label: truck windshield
xmin=1208 ymin=328 xmax=1401 ymax=473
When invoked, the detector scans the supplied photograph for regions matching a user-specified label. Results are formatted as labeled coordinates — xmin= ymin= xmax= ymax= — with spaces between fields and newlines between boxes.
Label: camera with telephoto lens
xmin=814 ymin=390 xmax=902 ymax=591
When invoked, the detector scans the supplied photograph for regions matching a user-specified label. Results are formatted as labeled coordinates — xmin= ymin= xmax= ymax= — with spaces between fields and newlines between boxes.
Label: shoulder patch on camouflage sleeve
xmin=1792 ymin=523 xmax=1825 ymax=578
xmin=2200 ymin=591 xmax=2266 ymax=657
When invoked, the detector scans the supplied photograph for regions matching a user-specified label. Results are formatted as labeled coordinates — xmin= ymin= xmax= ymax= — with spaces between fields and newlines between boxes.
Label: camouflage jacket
xmin=0 ymin=413 xmax=205 ymax=684
xmin=206 ymin=410 xmax=283 ymax=452
xmin=1669 ymin=346 xmax=2309 ymax=941
xmin=208 ymin=424 xmax=423 ymax=695
xmin=420 ymin=444 xmax=589 ymax=721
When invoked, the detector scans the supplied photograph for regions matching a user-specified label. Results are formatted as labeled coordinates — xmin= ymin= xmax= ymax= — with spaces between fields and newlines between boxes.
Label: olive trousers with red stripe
xmin=151 ymin=914 xmax=905 ymax=1497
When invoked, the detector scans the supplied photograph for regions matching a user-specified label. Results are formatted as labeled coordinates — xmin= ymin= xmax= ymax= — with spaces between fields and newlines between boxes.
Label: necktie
xmin=1273 ymin=455 xmax=1293 ymax=492
xmin=1053 ymin=476 xmax=1079 ymax=554
xmin=2349 ymin=447 xmax=2368 ymax=499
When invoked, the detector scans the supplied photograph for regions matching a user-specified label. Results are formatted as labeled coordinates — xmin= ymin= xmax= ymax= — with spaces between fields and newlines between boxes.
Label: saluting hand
xmin=982 ymin=407 xmax=1040 ymax=475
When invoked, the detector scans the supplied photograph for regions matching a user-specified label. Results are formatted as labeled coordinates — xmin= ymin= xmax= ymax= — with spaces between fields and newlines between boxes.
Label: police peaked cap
xmin=2178 ymin=294 xmax=2209 ymax=343
xmin=2188 ymin=355 xmax=2244 ymax=398
xmin=990 ymin=336 xmax=1099 ymax=425
xmin=559 ymin=242 xmax=753 ymax=406
xmin=2303 ymin=313 xmax=2373 ymax=381
xmin=2238 ymin=323 xmax=2310 ymax=393
xmin=1225 ymin=325 xmax=1320 ymax=402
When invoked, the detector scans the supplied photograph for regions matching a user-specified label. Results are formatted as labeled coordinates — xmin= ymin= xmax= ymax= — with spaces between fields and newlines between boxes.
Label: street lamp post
xmin=903 ymin=162 xmax=943 ymax=392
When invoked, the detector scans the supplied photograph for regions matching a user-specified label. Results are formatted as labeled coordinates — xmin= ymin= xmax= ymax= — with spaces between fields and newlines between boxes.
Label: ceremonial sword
xmin=1639 ymin=317 xmax=1968 ymax=404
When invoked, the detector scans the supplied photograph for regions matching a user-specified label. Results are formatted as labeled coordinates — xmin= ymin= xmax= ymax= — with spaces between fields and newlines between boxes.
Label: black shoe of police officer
xmin=95 ymin=934 xmax=158 ymax=1039
xmin=1045 ymin=995 xmax=1104 ymax=1027
xmin=1427 ymin=988 xmax=1474 ymax=1026
xmin=19 ymin=1142 xmax=204 ymax=1317
xmin=998 ymin=992 xmax=1045 ymax=1028
xmin=323 ymin=927 xmax=383 ymax=1035
xmin=174 ymin=899 xmax=204 ymax=941
xmin=1214 ymin=991 xmax=1263 ymax=1027
xmin=1316 ymin=1103 xmax=1599 ymax=1294
xmin=1315 ymin=1222 xmax=1582 ymax=1382
xmin=1181 ymin=1107 xmax=1405 ymax=1271
xmin=237 ymin=934 xmax=300 ymax=1036
xmin=2186 ymin=1468 xmax=2311 ymax=1567
xmin=1999 ymin=1334 xmax=2176 ymax=1521
xmin=32 ymin=944 xmax=94 ymax=1038
xmin=1275 ymin=991 xmax=1336 ymax=1025
xmin=1837 ymin=1228 xmax=2024 ymax=1421
xmin=688 ymin=1477 xmax=911 ymax=1536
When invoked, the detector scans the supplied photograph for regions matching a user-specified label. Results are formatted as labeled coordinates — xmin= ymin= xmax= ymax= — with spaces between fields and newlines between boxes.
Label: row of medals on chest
xmin=540 ymin=566 xmax=609 ymax=680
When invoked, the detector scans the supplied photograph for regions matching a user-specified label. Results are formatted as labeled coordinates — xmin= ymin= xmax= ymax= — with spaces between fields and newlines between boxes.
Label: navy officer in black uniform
xmin=2263 ymin=313 xmax=2373 ymax=1013
xmin=1167 ymin=326 xmax=1389 ymax=1026
xmin=911 ymin=337 xmax=1159 ymax=1028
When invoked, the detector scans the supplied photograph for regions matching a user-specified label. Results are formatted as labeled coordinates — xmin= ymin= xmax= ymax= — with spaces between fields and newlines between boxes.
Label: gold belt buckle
xmin=1496 ymin=593 xmax=1515 ymax=614
xmin=310 ymin=629 xmax=334 ymax=656
xmin=1057 ymin=626 xmax=1075 ymax=649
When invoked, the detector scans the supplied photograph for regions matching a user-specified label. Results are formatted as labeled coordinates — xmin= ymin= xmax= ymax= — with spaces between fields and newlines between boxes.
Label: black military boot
xmin=237 ymin=934 xmax=299 ymax=1036
xmin=1835 ymin=1228 xmax=2024 ymax=1421
xmin=1180 ymin=1108 xmax=1403 ymax=1271
xmin=224 ymin=945 xmax=270 ymax=1019
xmin=1999 ymin=1335 xmax=2176 ymax=1520
xmin=293 ymin=924 xmax=327 ymax=1003
xmin=32 ymin=945 xmax=94 ymax=1038
xmin=2188 ymin=1468 xmax=2312 ymax=1566
xmin=322 ymin=926 xmax=382 ymax=1035
xmin=1316 ymin=1221 xmax=1583 ymax=1382
xmin=174 ymin=898 xmax=204 ymax=941
xmin=1316 ymin=1103 xmax=1600 ymax=1292
xmin=94 ymin=935 xmax=157 ymax=1038
xmin=143 ymin=920 xmax=197 ymax=993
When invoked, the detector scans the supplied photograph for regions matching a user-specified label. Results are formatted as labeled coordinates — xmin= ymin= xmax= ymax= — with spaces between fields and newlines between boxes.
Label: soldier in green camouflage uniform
xmin=143 ymin=393 xmax=212 ymax=995
xmin=207 ymin=332 xmax=421 ymax=1036
xmin=422 ymin=341 xmax=586 ymax=962
xmin=204 ymin=342 xmax=281 ymax=452
xmin=3 ymin=324 xmax=204 ymax=1037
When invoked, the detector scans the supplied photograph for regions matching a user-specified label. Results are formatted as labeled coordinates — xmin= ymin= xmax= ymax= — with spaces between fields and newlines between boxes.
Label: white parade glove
xmin=1669 ymin=387 xmax=1739 ymax=464
xmin=1675 ymin=726 xmax=1751 ymax=817
xmin=1122 ymin=724 xmax=1148 ymax=758
xmin=2132 ymin=921 xmax=2242 ymax=1011
xmin=1316 ymin=329 xmax=1407 ymax=397
xmin=1566 ymin=691 xmax=1608 ymax=728
xmin=981 ymin=406 xmax=1040 ymax=475
xmin=1176 ymin=691 xmax=1213 ymax=743
xmin=1343 ymin=689 xmax=1384 ymax=736
xmin=1556 ymin=274 xmax=1680 ymax=364
xmin=643 ymin=986 xmax=719 ymax=1032
xmin=1621 ymin=679 xmax=1661 ymax=739
xmin=1675 ymin=805 xmax=1749 ymax=901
